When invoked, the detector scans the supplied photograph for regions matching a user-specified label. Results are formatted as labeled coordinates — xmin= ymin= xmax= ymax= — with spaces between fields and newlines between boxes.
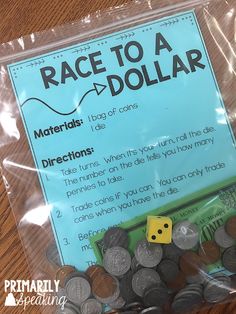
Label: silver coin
xmin=132 ymin=268 xmax=161 ymax=297
xmin=80 ymin=298 xmax=102 ymax=314
xmin=174 ymin=284 xmax=202 ymax=300
xmin=172 ymin=294 xmax=202 ymax=313
xmin=120 ymin=271 xmax=140 ymax=303
xmin=135 ymin=239 xmax=163 ymax=268
xmin=214 ymin=226 xmax=235 ymax=249
xmin=203 ymin=276 xmax=231 ymax=303
xmin=222 ymin=246 xmax=236 ymax=273
xmin=103 ymin=246 xmax=131 ymax=276
xmin=108 ymin=295 xmax=126 ymax=309
xmin=143 ymin=284 xmax=169 ymax=307
xmin=163 ymin=243 xmax=184 ymax=263
xmin=103 ymin=227 xmax=129 ymax=249
xmin=172 ymin=284 xmax=203 ymax=313
xmin=157 ymin=259 xmax=179 ymax=283
xmin=210 ymin=273 xmax=232 ymax=286
xmin=46 ymin=243 xmax=62 ymax=267
xmin=65 ymin=276 xmax=91 ymax=304
xmin=172 ymin=221 xmax=199 ymax=250
xmin=64 ymin=271 xmax=88 ymax=287
xmin=186 ymin=270 xmax=208 ymax=285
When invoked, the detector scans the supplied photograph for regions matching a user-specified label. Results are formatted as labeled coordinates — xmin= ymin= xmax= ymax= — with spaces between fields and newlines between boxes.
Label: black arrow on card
xmin=20 ymin=83 xmax=107 ymax=116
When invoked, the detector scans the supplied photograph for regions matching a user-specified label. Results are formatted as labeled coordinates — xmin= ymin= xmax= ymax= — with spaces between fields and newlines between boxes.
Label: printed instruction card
xmin=8 ymin=11 xmax=236 ymax=270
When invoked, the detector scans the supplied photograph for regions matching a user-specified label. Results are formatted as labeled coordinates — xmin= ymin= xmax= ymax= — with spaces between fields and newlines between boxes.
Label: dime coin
xmin=135 ymin=239 xmax=163 ymax=268
xmin=198 ymin=240 xmax=221 ymax=264
xmin=225 ymin=216 xmax=236 ymax=239
xmin=157 ymin=259 xmax=179 ymax=283
xmin=56 ymin=265 xmax=77 ymax=287
xmin=65 ymin=276 xmax=91 ymax=304
xmin=81 ymin=298 xmax=102 ymax=314
xmin=172 ymin=221 xmax=199 ymax=250
xmin=92 ymin=273 xmax=120 ymax=304
xmin=222 ymin=246 xmax=236 ymax=273
xmin=103 ymin=227 xmax=129 ymax=249
xmin=103 ymin=247 xmax=131 ymax=276
xmin=179 ymin=251 xmax=204 ymax=276
xmin=214 ymin=226 xmax=234 ymax=249
xmin=132 ymin=268 xmax=161 ymax=297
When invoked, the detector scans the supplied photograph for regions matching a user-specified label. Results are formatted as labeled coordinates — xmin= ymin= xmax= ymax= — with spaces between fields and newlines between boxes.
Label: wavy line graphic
xmin=20 ymin=83 xmax=107 ymax=116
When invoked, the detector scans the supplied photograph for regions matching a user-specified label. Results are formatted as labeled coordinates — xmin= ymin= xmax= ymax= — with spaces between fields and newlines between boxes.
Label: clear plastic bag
xmin=1 ymin=0 xmax=236 ymax=313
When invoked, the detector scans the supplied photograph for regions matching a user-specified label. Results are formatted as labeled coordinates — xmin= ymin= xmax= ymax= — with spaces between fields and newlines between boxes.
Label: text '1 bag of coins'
xmin=1 ymin=0 xmax=236 ymax=313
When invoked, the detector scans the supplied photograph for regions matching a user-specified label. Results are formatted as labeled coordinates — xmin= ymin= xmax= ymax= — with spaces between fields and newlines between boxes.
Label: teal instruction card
xmin=8 ymin=10 xmax=236 ymax=270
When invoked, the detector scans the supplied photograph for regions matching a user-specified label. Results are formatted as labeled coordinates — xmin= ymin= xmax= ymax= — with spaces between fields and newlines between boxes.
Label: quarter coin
xmin=172 ymin=221 xmax=199 ymax=250
xmin=135 ymin=239 xmax=163 ymax=268
xmin=103 ymin=247 xmax=131 ymax=276
xmin=132 ymin=268 xmax=161 ymax=297
xmin=65 ymin=276 xmax=91 ymax=304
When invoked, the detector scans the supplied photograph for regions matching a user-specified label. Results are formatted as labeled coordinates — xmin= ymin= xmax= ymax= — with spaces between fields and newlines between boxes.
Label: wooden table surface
xmin=1 ymin=0 xmax=236 ymax=313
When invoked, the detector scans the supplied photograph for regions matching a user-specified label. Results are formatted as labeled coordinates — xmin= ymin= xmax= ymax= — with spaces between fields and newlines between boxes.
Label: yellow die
xmin=146 ymin=216 xmax=172 ymax=244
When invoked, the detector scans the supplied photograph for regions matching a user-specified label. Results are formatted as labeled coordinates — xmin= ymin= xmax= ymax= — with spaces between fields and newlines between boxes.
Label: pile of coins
xmin=50 ymin=216 xmax=236 ymax=314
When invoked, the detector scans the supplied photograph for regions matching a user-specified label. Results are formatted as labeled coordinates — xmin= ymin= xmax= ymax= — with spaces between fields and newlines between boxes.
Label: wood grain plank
xmin=1 ymin=0 xmax=236 ymax=313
